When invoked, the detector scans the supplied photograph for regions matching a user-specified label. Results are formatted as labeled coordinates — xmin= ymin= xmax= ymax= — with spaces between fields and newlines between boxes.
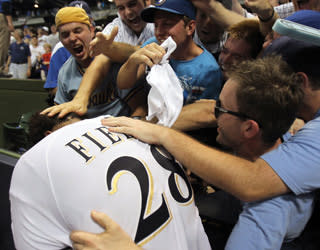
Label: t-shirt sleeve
xmin=261 ymin=116 xmax=320 ymax=195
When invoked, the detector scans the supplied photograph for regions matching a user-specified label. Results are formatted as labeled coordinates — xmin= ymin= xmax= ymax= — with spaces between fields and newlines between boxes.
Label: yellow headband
xmin=55 ymin=7 xmax=91 ymax=28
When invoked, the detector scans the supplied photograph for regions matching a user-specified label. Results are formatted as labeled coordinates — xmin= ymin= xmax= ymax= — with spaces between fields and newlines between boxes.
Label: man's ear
xmin=186 ymin=20 xmax=196 ymax=36
xmin=296 ymin=72 xmax=310 ymax=89
xmin=44 ymin=130 xmax=52 ymax=137
xmin=241 ymin=120 xmax=260 ymax=139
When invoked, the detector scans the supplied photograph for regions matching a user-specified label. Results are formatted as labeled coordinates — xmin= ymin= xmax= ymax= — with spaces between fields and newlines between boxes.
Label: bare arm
xmin=6 ymin=15 xmax=14 ymax=32
xmin=245 ymin=0 xmax=279 ymax=36
xmin=172 ymin=99 xmax=217 ymax=131
xmin=191 ymin=0 xmax=246 ymax=29
xmin=27 ymin=56 xmax=31 ymax=77
xmin=41 ymin=27 xmax=139 ymax=118
xmin=102 ymin=117 xmax=289 ymax=202
xmin=89 ymin=27 xmax=139 ymax=62
xmin=41 ymin=55 xmax=111 ymax=118
xmin=117 ymin=43 xmax=166 ymax=89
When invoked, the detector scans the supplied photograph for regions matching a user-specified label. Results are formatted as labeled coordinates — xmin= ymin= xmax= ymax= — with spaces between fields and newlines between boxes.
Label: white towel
xmin=146 ymin=37 xmax=183 ymax=127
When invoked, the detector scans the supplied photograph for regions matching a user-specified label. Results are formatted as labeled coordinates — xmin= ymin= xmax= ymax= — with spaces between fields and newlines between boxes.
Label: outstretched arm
xmin=172 ymin=99 xmax=217 ymax=131
xmin=41 ymin=54 xmax=112 ymax=118
xmin=41 ymin=27 xmax=139 ymax=118
xmin=101 ymin=117 xmax=289 ymax=202
xmin=71 ymin=211 xmax=141 ymax=250
xmin=191 ymin=0 xmax=246 ymax=29
xmin=89 ymin=26 xmax=139 ymax=61
xmin=245 ymin=0 xmax=279 ymax=36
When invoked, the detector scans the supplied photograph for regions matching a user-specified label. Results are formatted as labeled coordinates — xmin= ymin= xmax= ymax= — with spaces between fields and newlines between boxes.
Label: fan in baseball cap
xmin=141 ymin=0 xmax=196 ymax=23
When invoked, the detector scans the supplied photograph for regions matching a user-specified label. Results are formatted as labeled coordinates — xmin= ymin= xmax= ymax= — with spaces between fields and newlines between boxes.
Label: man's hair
xmin=28 ymin=112 xmax=83 ymax=145
xmin=227 ymin=19 xmax=264 ymax=59
xmin=226 ymin=55 xmax=304 ymax=145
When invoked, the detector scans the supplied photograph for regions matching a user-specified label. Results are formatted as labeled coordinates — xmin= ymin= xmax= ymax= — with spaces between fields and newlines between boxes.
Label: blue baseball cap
xmin=141 ymin=0 xmax=196 ymax=23
xmin=69 ymin=0 xmax=92 ymax=18
xmin=285 ymin=10 xmax=320 ymax=29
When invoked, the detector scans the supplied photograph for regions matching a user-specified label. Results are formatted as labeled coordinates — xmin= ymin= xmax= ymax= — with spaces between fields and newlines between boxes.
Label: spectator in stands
xmin=5 ymin=28 xmax=31 ymax=79
xmin=29 ymin=34 xmax=45 ymax=79
xmin=41 ymin=0 xmax=154 ymax=118
xmin=219 ymin=19 xmax=264 ymax=81
xmin=23 ymin=25 xmax=32 ymax=44
xmin=43 ymin=1 xmax=92 ymax=104
xmin=54 ymin=7 xmax=144 ymax=118
xmin=47 ymin=23 xmax=59 ymax=50
xmin=117 ymin=0 xmax=222 ymax=104
xmin=39 ymin=43 xmax=51 ymax=81
xmin=193 ymin=0 xmax=233 ymax=60
xmin=38 ymin=26 xmax=49 ymax=47
xmin=0 ymin=0 xmax=14 ymax=77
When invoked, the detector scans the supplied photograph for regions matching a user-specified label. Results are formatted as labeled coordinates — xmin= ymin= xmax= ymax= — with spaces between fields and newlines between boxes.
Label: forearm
xmin=117 ymin=59 xmax=143 ymax=89
xmin=103 ymin=43 xmax=139 ymax=63
xmin=158 ymin=128 xmax=289 ymax=201
xmin=172 ymin=101 xmax=217 ymax=131
xmin=258 ymin=9 xmax=279 ymax=36
xmin=73 ymin=55 xmax=111 ymax=104
xmin=27 ymin=57 xmax=31 ymax=70
xmin=207 ymin=1 xmax=246 ymax=29
xmin=6 ymin=15 xmax=14 ymax=31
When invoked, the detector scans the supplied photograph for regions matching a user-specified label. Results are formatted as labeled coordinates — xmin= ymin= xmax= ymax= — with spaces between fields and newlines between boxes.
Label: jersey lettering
xmin=65 ymin=139 xmax=94 ymax=163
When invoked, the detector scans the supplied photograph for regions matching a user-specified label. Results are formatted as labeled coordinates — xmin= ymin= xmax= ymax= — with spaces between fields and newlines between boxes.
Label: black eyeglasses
xmin=214 ymin=99 xmax=251 ymax=120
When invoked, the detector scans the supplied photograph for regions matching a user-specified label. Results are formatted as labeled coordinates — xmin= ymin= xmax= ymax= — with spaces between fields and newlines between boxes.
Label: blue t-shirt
xmin=9 ymin=42 xmax=30 ymax=64
xmin=261 ymin=109 xmax=320 ymax=195
xmin=44 ymin=46 xmax=71 ymax=89
xmin=143 ymin=37 xmax=222 ymax=104
xmin=225 ymin=192 xmax=314 ymax=250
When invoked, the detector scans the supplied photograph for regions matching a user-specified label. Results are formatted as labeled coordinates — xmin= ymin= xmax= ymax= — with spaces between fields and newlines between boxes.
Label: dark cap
xmin=264 ymin=36 xmax=320 ymax=77
xmin=285 ymin=10 xmax=320 ymax=29
xmin=68 ymin=0 xmax=92 ymax=18
xmin=141 ymin=0 xmax=196 ymax=23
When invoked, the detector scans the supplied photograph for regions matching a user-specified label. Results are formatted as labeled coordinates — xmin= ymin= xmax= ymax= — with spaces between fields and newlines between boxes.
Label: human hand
xmin=70 ymin=210 xmax=140 ymax=250
xmin=101 ymin=116 xmax=167 ymax=145
xmin=40 ymin=99 xmax=88 ymax=118
xmin=288 ymin=118 xmax=305 ymax=135
xmin=129 ymin=43 xmax=166 ymax=68
xmin=245 ymin=0 xmax=274 ymax=19
xmin=191 ymin=0 xmax=220 ymax=15
xmin=89 ymin=26 xmax=118 ymax=57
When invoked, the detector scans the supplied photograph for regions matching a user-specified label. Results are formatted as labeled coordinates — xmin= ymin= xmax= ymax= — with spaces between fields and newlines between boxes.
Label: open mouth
xmin=73 ymin=45 xmax=84 ymax=55
xmin=128 ymin=16 xmax=141 ymax=26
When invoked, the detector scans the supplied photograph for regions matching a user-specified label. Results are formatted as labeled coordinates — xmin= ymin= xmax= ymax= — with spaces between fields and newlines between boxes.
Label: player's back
xmin=10 ymin=117 xmax=210 ymax=250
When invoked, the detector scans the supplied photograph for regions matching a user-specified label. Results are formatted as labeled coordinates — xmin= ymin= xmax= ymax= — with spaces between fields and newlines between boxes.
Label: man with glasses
xmin=71 ymin=56 xmax=314 ymax=250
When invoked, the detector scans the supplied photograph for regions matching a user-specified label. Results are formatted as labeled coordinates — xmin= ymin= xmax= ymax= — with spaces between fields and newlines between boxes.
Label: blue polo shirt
xmin=9 ymin=42 xmax=30 ymax=64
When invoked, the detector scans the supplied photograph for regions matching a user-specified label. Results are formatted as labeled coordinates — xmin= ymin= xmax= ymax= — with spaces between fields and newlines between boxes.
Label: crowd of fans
xmin=2 ymin=0 xmax=320 ymax=249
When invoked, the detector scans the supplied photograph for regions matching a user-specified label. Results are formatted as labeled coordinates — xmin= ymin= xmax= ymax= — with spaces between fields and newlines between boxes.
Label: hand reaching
xmin=70 ymin=211 xmax=140 ymax=250
xmin=89 ymin=26 xmax=119 ymax=57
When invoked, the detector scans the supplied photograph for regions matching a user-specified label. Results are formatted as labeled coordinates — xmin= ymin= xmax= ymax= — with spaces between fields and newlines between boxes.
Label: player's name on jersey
xmin=65 ymin=126 xmax=133 ymax=163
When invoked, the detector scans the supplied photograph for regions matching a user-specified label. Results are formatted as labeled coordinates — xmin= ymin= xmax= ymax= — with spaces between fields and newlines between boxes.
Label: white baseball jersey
xmin=10 ymin=116 xmax=211 ymax=250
